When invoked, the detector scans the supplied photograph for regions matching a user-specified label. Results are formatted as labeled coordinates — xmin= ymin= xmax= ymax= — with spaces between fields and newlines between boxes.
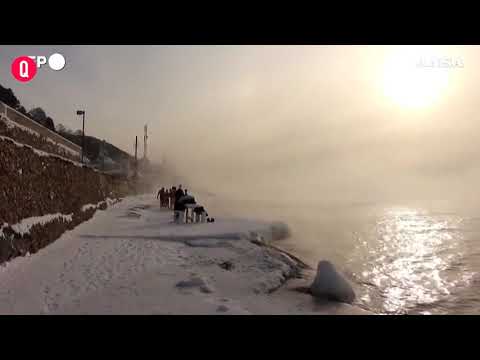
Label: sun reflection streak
xmin=352 ymin=208 xmax=473 ymax=314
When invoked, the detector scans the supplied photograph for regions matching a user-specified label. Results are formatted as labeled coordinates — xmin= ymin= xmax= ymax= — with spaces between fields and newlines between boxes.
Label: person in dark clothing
xmin=163 ymin=189 xmax=169 ymax=207
xmin=156 ymin=187 xmax=165 ymax=208
xmin=173 ymin=185 xmax=185 ymax=223
xmin=171 ymin=187 xmax=176 ymax=209
xmin=174 ymin=185 xmax=185 ymax=209
xmin=193 ymin=205 xmax=208 ymax=223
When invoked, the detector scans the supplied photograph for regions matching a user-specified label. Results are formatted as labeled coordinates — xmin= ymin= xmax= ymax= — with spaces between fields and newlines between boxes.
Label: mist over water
xmin=189 ymin=193 xmax=480 ymax=314
xmin=156 ymin=46 xmax=479 ymax=208
xmin=163 ymin=114 xmax=480 ymax=315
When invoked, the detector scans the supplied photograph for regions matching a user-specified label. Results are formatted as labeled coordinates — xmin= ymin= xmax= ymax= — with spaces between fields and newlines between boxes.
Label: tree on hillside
xmin=56 ymin=123 xmax=72 ymax=134
xmin=28 ymin=107 xmax=47 ymax=123
xmin=45 ymin=117 xmax=55 ymax=132
xmin=17 ymin=106 xmax=27 ymax=115
xmin=0 ymin=84 xmax=20 ymax=109
xmin=28 ymin=107 xmax=55 ymax=132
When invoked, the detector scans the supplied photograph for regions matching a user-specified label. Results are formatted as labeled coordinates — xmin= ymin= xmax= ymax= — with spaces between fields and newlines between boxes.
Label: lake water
xmin=201 ymin=195 xmax=480 ymax=315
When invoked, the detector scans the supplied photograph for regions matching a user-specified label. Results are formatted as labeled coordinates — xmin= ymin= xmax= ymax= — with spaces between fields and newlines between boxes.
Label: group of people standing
xmin=156 ymin=185 xmax=213 ymax=224
xmin=156 ymin=185 xmax=187 ymax=210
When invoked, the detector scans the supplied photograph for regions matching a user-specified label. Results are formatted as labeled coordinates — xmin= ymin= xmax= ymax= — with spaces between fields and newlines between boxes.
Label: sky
xmin=1 ymin=45 xmax=479 ymax=205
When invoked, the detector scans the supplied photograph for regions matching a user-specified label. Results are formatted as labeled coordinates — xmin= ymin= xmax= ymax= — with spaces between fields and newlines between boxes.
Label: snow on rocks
xmin=8 ymin=213 xmax=73 ymax=236
xmin=245 ymin=231 xmax=266 ymax=245
xmin=244 ymin=222 xmax=291 ymax=245
xmin=45 ymin=138 xmax=80 ymax=159
xmin=82 ymin=200 xmax=105 ymax=212
xmin=2 ymin=116 xmax=40 ymax=137
xmin=106 ymin=198 xmax=117 ymax=206
xmin=1 ymin=114 xmax=80 ymax=160
xmin=0 ymin=135 xmax=84 ymax=168
xmin=310 ymin=260 xmax=356 ymax=304
xmin=250 ymin=248 xmax=303 ymax=294
xmin=0 ymin=223 xmax=8 ymax=233
xmin=81 ymin=204 xmax=98 ymax=212
xmin=81 ymin=198 xmax=119 ymax=213
xmin=1 ymin=198 xmax=121 ymax=243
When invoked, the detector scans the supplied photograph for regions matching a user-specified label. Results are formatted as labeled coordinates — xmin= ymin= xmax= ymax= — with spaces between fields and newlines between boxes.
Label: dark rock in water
xmin=310 ymin=260 xmax=356 ymax=304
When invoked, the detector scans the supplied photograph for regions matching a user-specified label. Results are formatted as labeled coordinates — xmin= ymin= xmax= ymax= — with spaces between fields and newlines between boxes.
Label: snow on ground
xmin=0 ymin=195 xmax=369 ymax=314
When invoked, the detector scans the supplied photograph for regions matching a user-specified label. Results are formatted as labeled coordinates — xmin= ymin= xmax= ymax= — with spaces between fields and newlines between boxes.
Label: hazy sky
xmin=1 ymin=45 xmax=479 ymax=204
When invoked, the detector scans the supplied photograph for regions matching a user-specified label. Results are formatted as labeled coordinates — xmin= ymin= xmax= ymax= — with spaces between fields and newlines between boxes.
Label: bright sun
xmin=382 ymin=46 xmax=451 ymax=110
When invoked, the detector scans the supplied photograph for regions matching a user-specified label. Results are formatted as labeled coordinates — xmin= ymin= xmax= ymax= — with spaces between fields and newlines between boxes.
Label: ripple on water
xmin=348 ymin=207 xmax=476 ymax=315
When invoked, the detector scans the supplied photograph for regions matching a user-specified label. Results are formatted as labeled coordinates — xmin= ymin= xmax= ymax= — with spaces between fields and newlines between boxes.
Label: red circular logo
xmin=11 ymin=56 xmax=37 ymax=82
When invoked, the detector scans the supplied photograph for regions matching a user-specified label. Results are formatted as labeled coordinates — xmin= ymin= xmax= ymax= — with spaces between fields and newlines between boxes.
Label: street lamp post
xmin=76 ymin=110 xmax=85 ymax=163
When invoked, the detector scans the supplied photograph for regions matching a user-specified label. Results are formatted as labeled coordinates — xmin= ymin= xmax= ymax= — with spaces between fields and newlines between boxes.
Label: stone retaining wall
xmin=0 ymin=101 xmax=81 ymax=161
xmin=0 ymin=135 xmax=134 ymax=264
xmin=0 ymin=115 xmax=80 ymax=162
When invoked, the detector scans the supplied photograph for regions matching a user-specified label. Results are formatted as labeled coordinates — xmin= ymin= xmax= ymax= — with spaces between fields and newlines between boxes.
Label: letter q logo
xmin=11 ymin=53 xmax=66 ymax=83
xmin=11 ymin=56 xmax=37 ymax=82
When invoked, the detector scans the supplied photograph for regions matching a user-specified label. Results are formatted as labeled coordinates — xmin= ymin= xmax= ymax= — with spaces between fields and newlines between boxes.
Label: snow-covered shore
xmin=0 ymin=195 xmax=370 ymax=314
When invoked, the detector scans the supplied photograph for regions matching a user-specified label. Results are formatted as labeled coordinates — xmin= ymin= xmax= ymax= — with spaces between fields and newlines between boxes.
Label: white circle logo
xmin=48 ymin=53 xmax=66 ymax=71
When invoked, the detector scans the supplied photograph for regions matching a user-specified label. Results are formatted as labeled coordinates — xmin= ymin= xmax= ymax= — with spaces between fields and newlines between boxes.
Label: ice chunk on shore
xmin=310 ymin=260 xmax=356 ymax=304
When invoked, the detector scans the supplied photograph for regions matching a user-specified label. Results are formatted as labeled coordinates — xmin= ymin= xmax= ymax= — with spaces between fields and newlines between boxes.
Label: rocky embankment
xmin=0 ymin=135 xmax=132 ymax=264
xmin=0 ymin=114 xmax=79 ymax=162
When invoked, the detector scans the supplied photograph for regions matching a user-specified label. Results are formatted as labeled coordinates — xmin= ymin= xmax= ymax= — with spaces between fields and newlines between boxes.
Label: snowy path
xmin=0 ymin=195 xmax=369 ymax=314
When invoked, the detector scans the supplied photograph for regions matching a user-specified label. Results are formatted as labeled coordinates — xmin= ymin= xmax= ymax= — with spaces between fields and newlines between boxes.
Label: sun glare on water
xmin=382 ymin=46 xmax=453 ymax=110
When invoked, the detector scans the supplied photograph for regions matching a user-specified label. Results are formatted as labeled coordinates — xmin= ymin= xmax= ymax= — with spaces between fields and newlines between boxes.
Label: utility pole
xmin=76 ymin=110 xmax=85 ymax=163
xmin=134 ymin=136 xmax=138 ymax=178
xmin=101 ymin=139 xmax=105 ymax=171
xmin=143 ymin=124 xmax=148 ymax=160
